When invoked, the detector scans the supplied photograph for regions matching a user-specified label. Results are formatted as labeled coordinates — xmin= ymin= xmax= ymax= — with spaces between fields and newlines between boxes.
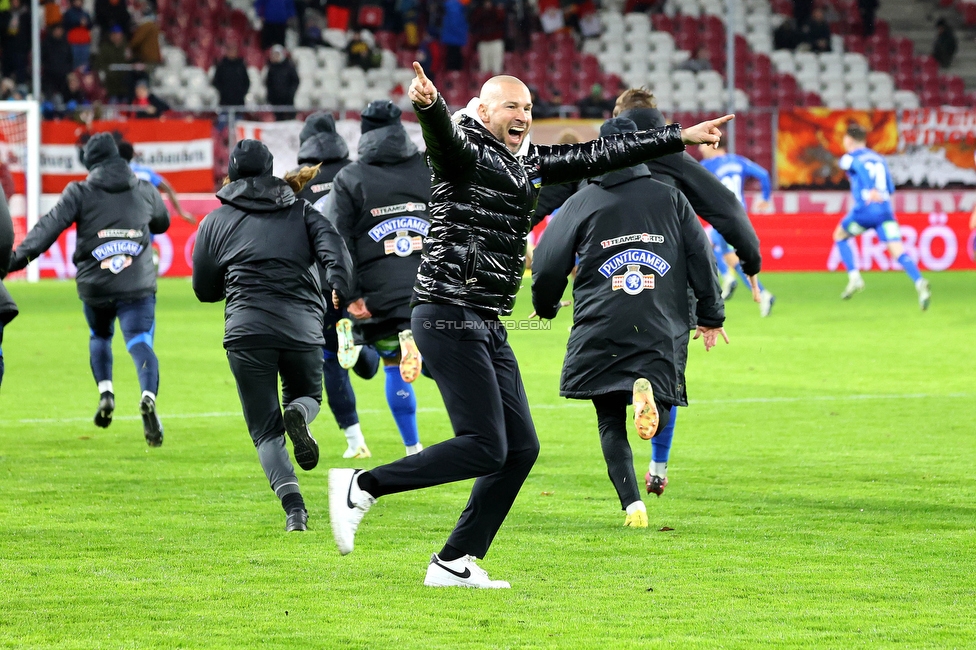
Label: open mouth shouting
xmin=506 ymin=124 xmax=527 ymax=149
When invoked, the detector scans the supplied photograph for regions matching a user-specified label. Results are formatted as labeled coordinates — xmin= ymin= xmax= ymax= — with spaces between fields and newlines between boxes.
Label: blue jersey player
xmin=699 ymin=136 xmax=776 ymax=317
xmin=117 ymin=141 xmax=197 ymax=225
xmin=833 ymin=123 xmax=930 ymax=309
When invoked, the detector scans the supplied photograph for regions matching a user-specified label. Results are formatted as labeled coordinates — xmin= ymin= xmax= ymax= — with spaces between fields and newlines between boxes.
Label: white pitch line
xmin=6 ymin=392 xmax=970 ymax=425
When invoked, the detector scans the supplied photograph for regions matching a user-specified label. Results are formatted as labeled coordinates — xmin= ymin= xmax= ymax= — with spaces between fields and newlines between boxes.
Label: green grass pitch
xmin=0 ymin=272 xmax=974 ymax=649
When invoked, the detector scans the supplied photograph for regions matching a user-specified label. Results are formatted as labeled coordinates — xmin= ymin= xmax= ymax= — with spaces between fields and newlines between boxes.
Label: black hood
xmin=358 ymin=124 xmax=419 ymax=165
xmin=297 ymin=132 xmax=350 ymax=164
xmin=88 ymin=159 xmax=138 ymax=193
xmin=229 ymin=139 xmax=274 ymax=181
xmin=217 ymin=176 xmax=297 ymax=213
xmin=82 ymin=133 xmax=121 ymax=169
xmin=593 ymin=163 xmax=651 ymax=188
xmin=618 ymin=107 xmax=667 ymax=131
xmin=300 ymin=112 xmax=337 ymax=143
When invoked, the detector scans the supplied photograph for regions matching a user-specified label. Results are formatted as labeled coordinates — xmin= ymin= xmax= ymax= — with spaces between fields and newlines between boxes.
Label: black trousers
xmin=592 ymin=391 xmax=672 ymax=510
xmin=226 ymin=348 xmax=323 ymax=447
xmin=367 ymin=303 xmax=540 ymax=558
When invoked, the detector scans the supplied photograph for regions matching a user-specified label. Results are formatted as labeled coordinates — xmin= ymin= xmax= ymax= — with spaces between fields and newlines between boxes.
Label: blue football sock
xmin=836 ymin=239 xmax=856 ymax=272
xmin=322 ymin=350 xmax=359 ymax=429
xmin=89 ymin=334 xmax=113 ymax=385
xmin=897 ymin=253 xmax=923 ymax=284
xmin=384 ymin=366 xmax=418 ymax=447
xmin=126 ymin=340 xmax=159 ymax=395
xmin=735 ymin=264 xmax=763 ymax=292
xmin=713 ymin=250 xmax=730 ymax=275
xmin=651 ymin=406 xmax=677 ymax=463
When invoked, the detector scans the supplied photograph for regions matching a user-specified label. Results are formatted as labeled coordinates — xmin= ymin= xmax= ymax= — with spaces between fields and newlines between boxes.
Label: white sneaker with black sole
xmin=423 ymin=553 xmax=511 ymax=589
xmin=328 ymin=468 xmax=375 ymax=555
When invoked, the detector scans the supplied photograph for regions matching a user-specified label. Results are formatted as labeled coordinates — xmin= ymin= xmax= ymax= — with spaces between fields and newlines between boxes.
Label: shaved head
xmin=477 ymin=75 xmax=533 ymax=154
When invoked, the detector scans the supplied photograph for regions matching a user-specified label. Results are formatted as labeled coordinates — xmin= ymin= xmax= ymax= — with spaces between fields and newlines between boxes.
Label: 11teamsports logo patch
xmin=599 ymin=248 xmax=671 ymax=296
xmin=600 ymin=233 xmax=664 ymax=248
xmin=92 ymin=240 xmax=144 ymax=274
xmin=369 ymin=216 xmax=431 ymax=257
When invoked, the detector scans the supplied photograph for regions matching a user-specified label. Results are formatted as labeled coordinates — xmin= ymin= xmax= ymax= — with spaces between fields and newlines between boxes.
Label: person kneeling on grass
xmin=531 ymin=117 xmax=728 ymax=528
xmin=8 ymin=133 xmax=169 ymax=444
xmin=192 ymin=140 xmax=353 ymax=532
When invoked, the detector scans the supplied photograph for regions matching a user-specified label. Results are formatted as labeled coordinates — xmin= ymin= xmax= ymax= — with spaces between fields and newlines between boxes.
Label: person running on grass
xmin=116 ymin=140 xmax=196 ymax=224
xmin=532 ymin=116 xmax=727 ymax=529
xmin=8 ymin=133 xmax=169 ymax=445
xmin=833 ymin=122 xmax=931 ymax=309
xmin=321 ymin=100 xmax=432 ymax=458
xmin=293 ymin=110 xmax=381 ymax=460
xmin=192 ymin=139 xmax=352 ymax=532
xmin=327 ymin=62 xmax=733 ymax=589
xmin=0 ymin=184 xmax=19 ymax=389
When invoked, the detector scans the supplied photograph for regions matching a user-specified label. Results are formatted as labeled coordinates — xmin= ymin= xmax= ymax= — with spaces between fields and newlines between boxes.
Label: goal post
xmin=0 ymin=100 xmax=41 ymax=282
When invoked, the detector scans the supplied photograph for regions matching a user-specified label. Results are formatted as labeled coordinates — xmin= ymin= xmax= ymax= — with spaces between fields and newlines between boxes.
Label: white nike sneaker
xmin=759 ymin=289 xmax=775 ymax=318
xmin=423 ymin=553 xmax=511 ymax=589
xmin=841 ymin=276 xmax=865 ymax=300
xmin=336 ymin=319 xmax=362 ymax=370
xmin=342 ymin=443 xmax=371 ymax=459
xmin=720 ymin=273 xmax=738 ymax=300
xmin=328 ymin=468 xmax=376 ymax=555
xmin=916 ymin=279 xmax=931 ymax=311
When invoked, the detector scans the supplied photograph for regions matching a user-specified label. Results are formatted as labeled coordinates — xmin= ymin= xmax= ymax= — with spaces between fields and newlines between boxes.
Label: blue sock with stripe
xmin=125 ymin=327 xmax=159 ymax=394
xmin=384 ymin=366 xmax=418 ymax=447
xmin=836 ymin=239 xmax=857 ymax=272
xmin=651 ymin=406 xmax=677 ymax=463
xmin=897 ymin=253 xmax=923 ymax=284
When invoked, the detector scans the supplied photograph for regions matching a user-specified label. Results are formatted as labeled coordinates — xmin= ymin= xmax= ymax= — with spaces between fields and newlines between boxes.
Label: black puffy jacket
xmin=192 ymin=176 xmax=353 ymax=351
xmin=9 ymin=137 xmax=169 ymax=307
xmin=321 ymin=123 xmax=431 ymax=343
xmin=412 ymin=95 xmax=685 ymax=315
xmin=0 ymin=185 xmax=18 ymax=325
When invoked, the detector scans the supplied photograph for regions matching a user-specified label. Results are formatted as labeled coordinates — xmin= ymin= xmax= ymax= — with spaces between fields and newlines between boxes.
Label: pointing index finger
xmin=412 ymin=61 xmax=428 ymax=83
xmin=712 ymin=114 xmax=735 ymax=126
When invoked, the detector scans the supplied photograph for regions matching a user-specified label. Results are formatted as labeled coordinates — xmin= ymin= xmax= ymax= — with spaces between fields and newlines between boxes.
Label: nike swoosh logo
xmin=346 ymin=471 xmax=359 ymax=509
xmin=434 ymin=560 xmax=471 ymax=580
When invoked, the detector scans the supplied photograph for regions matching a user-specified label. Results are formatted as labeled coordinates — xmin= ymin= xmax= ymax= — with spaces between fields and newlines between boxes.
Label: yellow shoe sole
xmin=398 ymin=330 xmax=422 ymax=384
xmin=633 ymin=378 xmax=659 ymax=440
xmin=336 ymin=319 xmax=359 ymax=370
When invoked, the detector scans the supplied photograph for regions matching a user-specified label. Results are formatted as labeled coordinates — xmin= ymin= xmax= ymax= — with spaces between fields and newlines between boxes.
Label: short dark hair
xmin=846 ymin=122 xmax=868 ymax=142
xmin=613 ymin=87 xmax=657 ymax=117
xmin=117 ymin=141 xmax=134 ymax=162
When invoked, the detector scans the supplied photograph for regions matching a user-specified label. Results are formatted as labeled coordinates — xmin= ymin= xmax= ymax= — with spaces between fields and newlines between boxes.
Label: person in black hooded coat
xmin=192 ymin=139 xmax=353 ymax=532
xmin=0 ymin=185 xmax=19 ymax=389
xmin=532 ymin=117 xmax=727 ymax=527
xmin=294 ymin=110 xmax=379 ymax=460
xmin=8 ymin=133 xmax=169 ymax=444
xmin=321 ymin=100 xmax=432 ymax=457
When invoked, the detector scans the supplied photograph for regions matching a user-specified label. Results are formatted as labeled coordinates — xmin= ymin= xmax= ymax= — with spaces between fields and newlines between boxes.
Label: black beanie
xmin=228 ymin=139 xmax=274 ymax=181
xmin=299 ymin=111 xmax=338 ymax=144
xmin=600 ymin=117 xmax=638 ymax=138
xmin=82 ymin=133 xmax=120 ymax=170
xmin=618 ymin=107 xmax=667 ymax=131
xmin=361 ymin=100 xmax=402 ymax=134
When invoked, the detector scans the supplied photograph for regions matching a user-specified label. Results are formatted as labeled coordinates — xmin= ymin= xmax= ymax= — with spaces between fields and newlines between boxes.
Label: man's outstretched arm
xmin=409 ymin=62 xmax=477 ymax=180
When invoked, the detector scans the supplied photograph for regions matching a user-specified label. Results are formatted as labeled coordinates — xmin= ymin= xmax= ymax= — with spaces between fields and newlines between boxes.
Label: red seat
xmin=964 ymin=4 xmax=976 ymax=26
xmin=892 ymin=37 xmax=914 ymax=59
xmin=944 ymin=75 xmax=965 ymax=94
xmin=374 ymin=31 xmax=398 ymax=51
xmin=748 ymin=85 xmax=774 ymax=107
xmin=357 ymin=5 xmax=384 ymax=29
xmin=944 ymin=87 xmax=966 ymax=106
xmin=651 ymin=14 xmax=672 ymax=32
xmin=894 ymin=70 xmax=916 ymax=90
xmin=751 ymin=53 xmax=772 ymax=77
xmin=867 ymin=49 xmax=891 ymax=70
xmin=873 ymin=19 xmax=890 ymax=39
xmin=919 ymin=89 xmax=944 ymax=106
xmin=918 ymin=55 xmax=939 ymax=76
xmin=866 ymin=33 xmax=889 ymax=54
xmin=799 ymin=91 xmax=823 ymax=106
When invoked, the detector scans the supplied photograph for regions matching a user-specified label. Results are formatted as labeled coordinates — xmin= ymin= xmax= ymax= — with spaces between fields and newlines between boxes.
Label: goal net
xmin=0 ymin=100 xmax=41 ymax=282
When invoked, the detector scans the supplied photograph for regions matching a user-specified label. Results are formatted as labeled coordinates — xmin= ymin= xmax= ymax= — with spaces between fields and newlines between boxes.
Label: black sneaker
xmin=94 ymin=391 xmax=115 ymax=428
xmin=285 ymin=509 xmax=308 ymax=532
xmin=140 ymin=394 xmax=164 ymax=447
xmin=284 ymin=403 xmax=319 ymax=471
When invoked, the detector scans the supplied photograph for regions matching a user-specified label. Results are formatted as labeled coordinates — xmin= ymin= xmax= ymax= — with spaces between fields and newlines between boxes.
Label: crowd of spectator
xmin=1 ymin=0 xmax=167 ymax=118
